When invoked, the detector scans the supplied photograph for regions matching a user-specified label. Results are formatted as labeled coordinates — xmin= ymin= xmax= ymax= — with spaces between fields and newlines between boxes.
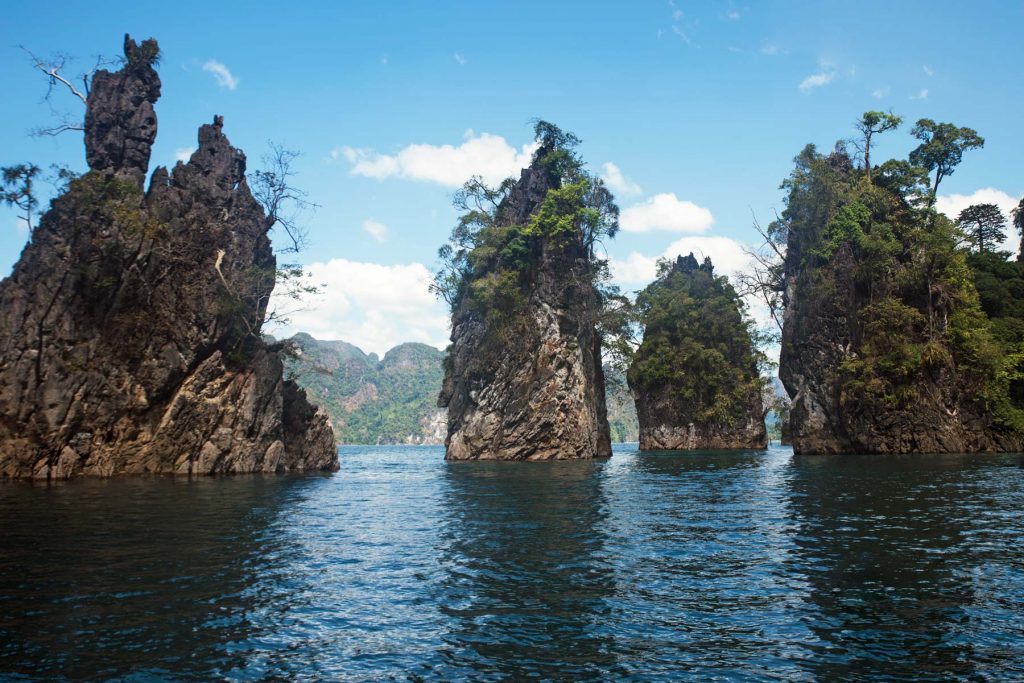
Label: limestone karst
xmin=777 ymin=142 xmax=1024 ymax=454
xmin=437 ymin=123 xmax=614 ymax=460
xmin=0 ymin=35 xmax=336 ymax=478
xmin=628 ymin=254 xmax=767 ymax=451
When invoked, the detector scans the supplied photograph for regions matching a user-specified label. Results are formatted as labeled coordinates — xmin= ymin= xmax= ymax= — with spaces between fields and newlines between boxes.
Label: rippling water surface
xmin=2 ymin=444 xmax=1024 ymax=681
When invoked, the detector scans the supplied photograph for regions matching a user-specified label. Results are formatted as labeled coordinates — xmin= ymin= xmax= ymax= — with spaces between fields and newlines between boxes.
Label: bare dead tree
xmin=250 ymin=143 xmax=320 ymax=254
xmin=733 ymin=212 xmax=787 ymax=337
xmin=237 ymin=143 xmax=325 ymax=336
xmin=20 ymin=47 xmax=121 ymax=137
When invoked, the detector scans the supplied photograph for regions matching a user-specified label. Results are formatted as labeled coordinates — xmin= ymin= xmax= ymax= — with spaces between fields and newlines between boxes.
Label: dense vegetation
xmin=628 ymin=254 xmax=767 ymax=433
xmin=762 ymin=111 xmax=1024 ymax=434
xmin=433 ymin=121 xmax=624 ymax=351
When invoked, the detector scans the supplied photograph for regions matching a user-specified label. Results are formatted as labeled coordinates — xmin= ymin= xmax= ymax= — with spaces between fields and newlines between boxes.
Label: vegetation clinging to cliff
xmin=762 ymin=112 xmax=1024 ymax=431
xmin=628 ymin=254 xmax=767 ymax=429
xmin=431 ymin=121 xmax=620 ymax=341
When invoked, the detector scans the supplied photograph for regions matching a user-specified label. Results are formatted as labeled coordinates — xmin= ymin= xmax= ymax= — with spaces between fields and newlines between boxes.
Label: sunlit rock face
xmin=0 ymin=36 xmax=335 ymax=479
xmin=438 ymin=153 xmax=611 ymax=461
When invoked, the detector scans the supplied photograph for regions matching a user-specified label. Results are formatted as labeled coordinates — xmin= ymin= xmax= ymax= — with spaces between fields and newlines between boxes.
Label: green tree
xmin=1013 ymin=197 xmax=1024 ymax=261
xmin=908 ymin=119 xmax=984 ymax=199
xmin=854 ymin=110 xmax=902 ymax=181
xmin=1 ymin=164 xmax=41 ymax=232
xmin=432 ymin=120 xmax=619 ymax=327
xmin=957 ymin=203 xmax=1007 ymax=254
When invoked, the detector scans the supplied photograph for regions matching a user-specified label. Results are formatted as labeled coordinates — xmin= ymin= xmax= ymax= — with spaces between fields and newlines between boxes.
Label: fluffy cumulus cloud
xmin=620 ymin=193 xmax=714 ymax=233
xmin=202 ymin=60 xmax=238 ymax=90
xmin=267 ymin=259 xmax=449 ymax=356
xmin=335 ymin=131 xmax=539 ymax=187
xmin=600 ymin=162 xmax=642 ymax=197
xmin=937 ymin=187 xmax=1022 ymax=254
xmin=361 ymin=219 xmax=388 ymax=242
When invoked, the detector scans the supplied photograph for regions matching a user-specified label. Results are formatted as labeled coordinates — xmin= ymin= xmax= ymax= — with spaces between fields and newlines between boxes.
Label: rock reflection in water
xmin=436 ymin=460 xmax=620 ymax=679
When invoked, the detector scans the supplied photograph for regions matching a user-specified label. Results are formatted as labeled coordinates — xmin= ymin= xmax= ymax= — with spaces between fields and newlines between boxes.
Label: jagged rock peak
xmin=0 ymin=36 xmax=336 ymax=478
xmin=439 ymin=125 xmax=612 ymax=461
xmin=169 ymin=115 xmax=249 ymax=200
xmin=84 ymin=34 xmax=162 ymax=187
xmin=673 ymin=252 xmax=712 ymax=274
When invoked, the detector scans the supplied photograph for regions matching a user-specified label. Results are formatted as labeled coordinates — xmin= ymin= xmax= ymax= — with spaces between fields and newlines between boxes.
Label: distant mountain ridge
xmin=281 ymin=333 xmax=638 ymax=445
xmin=282 ymin=333 xmax=446 ymax=445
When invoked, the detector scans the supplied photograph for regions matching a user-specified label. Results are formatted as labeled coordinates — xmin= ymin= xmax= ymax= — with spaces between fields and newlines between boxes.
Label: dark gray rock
xmin=0 ymin=36 xmax=336 ymax=479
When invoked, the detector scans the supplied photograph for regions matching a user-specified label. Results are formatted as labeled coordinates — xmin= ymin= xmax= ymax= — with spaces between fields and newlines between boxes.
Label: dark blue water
xmin=1 ymin=444 xmax=1023 ymax=681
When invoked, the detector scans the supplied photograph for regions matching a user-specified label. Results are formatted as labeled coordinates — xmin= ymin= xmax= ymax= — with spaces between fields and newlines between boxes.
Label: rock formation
xmin=628 ymin=254 xmax=767 ymax=451
xmin=438 ymin=126 xmax=612 ymax=460
xmin=778 ymin=143 xmax=1024 ymax=454
xmin=0 ymin=36 xmax=336 ymax=478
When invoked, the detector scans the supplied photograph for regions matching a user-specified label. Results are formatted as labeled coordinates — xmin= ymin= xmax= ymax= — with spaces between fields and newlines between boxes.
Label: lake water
xmin=1 ymin=444 xmax=1023 ymax=681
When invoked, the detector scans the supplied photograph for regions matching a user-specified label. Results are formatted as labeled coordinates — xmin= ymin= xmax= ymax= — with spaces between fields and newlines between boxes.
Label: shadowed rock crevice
xmin=0 ymin=35 xmax=336 ymax=478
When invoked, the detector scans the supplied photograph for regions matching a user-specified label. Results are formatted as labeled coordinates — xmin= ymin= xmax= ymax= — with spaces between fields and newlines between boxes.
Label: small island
xmin=628 ymin=253 xmax=767 ymax=450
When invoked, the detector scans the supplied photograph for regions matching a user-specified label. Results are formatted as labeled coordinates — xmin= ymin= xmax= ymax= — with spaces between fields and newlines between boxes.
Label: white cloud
xmin=726 ymin=10 xmax=741 ymax=19
xmin=610 ymin=235 xmax=752 ymax=286
xmin=268 ymin=259 xmax=449 ymax=356
xmin=799 ymin=70 xmax=835 ymax=91
xmin=454 ymin=52 xmax=466 ymax=65
xmin=620 ymin=193 xmax=714 ymax=233
xmin=937 ymin=187 xmax=1022 ymax=254
xmin=760 ymin=44 xmax=779 ymax=56
xmin=381 ymin=54 xmax=389 ymax=66
xmin=175 ymin=147 xmax=195 ymax=163
xmin=871 ymin=86 xmax=890 ymax=99
xmin=337 ymin=131 xmax=539 ymax=187
xmin=362 ymin=219 xmax=388 ymax=242
xmin=923 ymin=64 xmax=934 ymax=76
xmin=600 ymin=162 xmax=642 ymax=197
xmin=911 ymin=88 xmax=929 ymax=100
xmin=202 ymin=60 xmax=238 ymax=90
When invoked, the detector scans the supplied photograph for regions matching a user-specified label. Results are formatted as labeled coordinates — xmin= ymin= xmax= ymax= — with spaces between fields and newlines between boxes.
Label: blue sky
xmin=2 ymin=1 xmax=1022 ymax=354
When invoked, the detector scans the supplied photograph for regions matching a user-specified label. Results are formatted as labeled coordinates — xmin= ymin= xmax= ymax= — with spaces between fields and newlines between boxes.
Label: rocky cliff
xmin=437 ymin=124 xmax=613 ymax=460
xmin=0 ymin=36 xmax=336 ymax=478
xmin=628 ymin=254 xmax=766 ymax=450
xmin=778 ymin=143 xmax=1024 ymax=454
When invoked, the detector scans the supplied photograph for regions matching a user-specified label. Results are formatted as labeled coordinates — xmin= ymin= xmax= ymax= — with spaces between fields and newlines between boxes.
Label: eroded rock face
xmin=0 ymin=36 xmax=336 ymax=478
xmin=438 ymin=160 xmax=611 ymax=461
xmin=628 ymin=254 xmax=766 ymax=451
